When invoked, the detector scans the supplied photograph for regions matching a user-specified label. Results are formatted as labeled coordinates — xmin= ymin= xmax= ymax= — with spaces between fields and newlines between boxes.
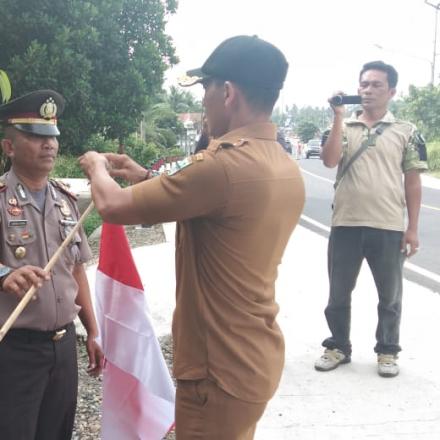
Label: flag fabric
xmin=95 ymin=223 xmax=175 ymax=440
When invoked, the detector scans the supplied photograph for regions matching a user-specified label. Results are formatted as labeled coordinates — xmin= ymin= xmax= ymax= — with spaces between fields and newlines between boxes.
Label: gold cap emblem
xmin=40 ymin=97 xmax=58 ymax=119
xmin=177 ymin=74 xmax=203 ymax=87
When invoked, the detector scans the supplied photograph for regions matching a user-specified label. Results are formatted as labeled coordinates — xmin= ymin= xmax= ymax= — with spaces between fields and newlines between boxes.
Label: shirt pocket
xmin=4 ymin=224 xmax=37 ymax=263
xmin=59 ymin=223 xmax=82 ymax=265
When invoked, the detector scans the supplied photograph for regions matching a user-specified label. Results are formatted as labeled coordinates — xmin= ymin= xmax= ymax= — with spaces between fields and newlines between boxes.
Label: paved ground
xmin=257 ymin=226 xmax=440 ymax=440
xmin=86 ymin=220 xmax=440 ymax=440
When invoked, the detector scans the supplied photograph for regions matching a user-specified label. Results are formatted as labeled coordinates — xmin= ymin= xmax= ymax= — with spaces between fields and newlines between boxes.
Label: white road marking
xmin=300 ymin=214 xmax=440 ymax=284
xmin=301 ymin=168 xmax=440 ymax=211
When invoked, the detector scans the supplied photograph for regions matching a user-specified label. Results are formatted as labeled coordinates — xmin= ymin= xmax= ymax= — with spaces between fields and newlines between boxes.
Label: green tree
xmin=295 ymin=106 xmax=332 ymax=132
xmin=272 ymin=105 xmax=291 ymax=128
xmin=167 ymin=85 xmax=202 ymax=113
xmin=273 ymin=104 xmax=331 ymax=134
xmin=139 ymin=101 xmax=184 ymax=149
xmin=297 ymin=121 xmax=319 ymax=143
xmin=0 ymin=0 xmax=178 ymax=153
xmin=400 ymin=84 xmax=440 ymax=141
xmin=388 ymin=98 xmax=405 ymax=118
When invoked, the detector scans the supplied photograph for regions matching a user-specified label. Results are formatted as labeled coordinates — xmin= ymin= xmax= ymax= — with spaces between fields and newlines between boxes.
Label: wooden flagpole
xmin=0 ymin=201 xmax=95 ymax=342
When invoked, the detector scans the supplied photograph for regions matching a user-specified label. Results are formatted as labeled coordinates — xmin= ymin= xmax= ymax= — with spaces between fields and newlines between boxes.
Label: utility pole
xmin=425 ymin=0 xmax=440 ymax=84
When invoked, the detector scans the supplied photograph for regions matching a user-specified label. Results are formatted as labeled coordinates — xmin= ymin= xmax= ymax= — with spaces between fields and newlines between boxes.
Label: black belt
xmin=5 ymin=322 xmax=74 ymax=343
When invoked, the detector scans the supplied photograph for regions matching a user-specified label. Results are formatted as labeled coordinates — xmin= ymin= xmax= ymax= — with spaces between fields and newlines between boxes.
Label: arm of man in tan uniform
xmin=73 ymin=263 xmax=104 ymax=377
xmin=79 ymin=152 xmax=142 ymax=224
xmin=104 ymin=153 xmax=149 ymax=184
xmin=79 ymin=150 xmax=227 ymax=225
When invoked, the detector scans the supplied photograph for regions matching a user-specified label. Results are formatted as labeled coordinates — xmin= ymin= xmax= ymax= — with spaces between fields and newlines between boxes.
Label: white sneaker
xmin=314 ymin=348 xmax=350 ymax=372
xmin=377 ymin=354 xmax=399 ymax=377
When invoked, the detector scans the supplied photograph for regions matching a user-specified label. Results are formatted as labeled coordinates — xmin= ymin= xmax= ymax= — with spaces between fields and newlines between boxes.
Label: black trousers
xmin=0 ymin=323 xmax=78 ymax=440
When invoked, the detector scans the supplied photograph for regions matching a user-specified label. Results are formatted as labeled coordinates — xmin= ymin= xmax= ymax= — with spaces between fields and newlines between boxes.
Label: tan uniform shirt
xmin=332 ymin=111 xmax=428 ymax=230
xmin=0 ymin=169 xmax=92 ymax=330
xmin=132 ymin=122 xmax=305 ymax=402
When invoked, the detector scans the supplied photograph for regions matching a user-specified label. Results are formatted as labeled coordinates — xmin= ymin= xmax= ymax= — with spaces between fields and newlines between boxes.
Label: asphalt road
xmin=297 ymin=157 xmax=440 ymax=294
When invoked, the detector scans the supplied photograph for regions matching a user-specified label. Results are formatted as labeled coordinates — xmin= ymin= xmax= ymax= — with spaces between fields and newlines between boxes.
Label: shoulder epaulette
xmin=232 ymin=138 xmax=248 ymax=147
xmin=50 ymin=179 xmax=78 ymax=201
xmin=392 ymin=118 xmax=413 ymax=127
xmin=192 ymin=152 xmax=205 ymax=162
xmin=219 ymin=138 xmax=249 ymax=149
xmin=207 ymin=139 xmax=224 ymax=152
xmin=218 ymin=141 xmax=235 ymax=149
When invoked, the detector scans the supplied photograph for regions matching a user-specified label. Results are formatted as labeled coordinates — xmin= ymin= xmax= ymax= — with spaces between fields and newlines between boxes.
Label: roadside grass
xmin=83 ymin=208 xmax=102 ymax=237
xmin=427 ymin=141 xmax=440 ymax=177
xmin=427 ymin=141 xmax=440 ymax=178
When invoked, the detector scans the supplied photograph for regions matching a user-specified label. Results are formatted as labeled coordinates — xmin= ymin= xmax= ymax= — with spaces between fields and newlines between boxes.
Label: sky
xmin=165 ymin=0 xmax=439 ymax=108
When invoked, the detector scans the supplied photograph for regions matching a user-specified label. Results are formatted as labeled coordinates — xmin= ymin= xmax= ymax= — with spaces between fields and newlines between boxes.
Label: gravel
xmin=73 ymin=223 xmax=176 ymax=440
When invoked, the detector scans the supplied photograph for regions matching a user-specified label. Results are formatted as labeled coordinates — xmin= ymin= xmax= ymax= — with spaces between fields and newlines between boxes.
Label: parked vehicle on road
xmin=305 ymin=139 xmax=322 ymax=158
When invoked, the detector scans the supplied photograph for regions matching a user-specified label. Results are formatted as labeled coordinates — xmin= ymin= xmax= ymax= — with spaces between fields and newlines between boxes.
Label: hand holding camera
xmin=329 ymin=94 xmax=362 ymax=106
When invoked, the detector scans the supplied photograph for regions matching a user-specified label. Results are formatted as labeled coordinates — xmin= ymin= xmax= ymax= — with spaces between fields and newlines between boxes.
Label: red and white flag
xmin=95 ymin=223 xmax=175 ymax=440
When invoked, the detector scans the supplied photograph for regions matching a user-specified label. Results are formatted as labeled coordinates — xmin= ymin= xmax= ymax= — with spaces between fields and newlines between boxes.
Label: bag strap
xmin=333 ymin=123 xmax=387 ymax=190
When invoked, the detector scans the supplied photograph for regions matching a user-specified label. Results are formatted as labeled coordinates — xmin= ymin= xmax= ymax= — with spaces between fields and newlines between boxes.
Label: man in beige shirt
xmin=0 ymin=89 xmax=103 ymax=439
xmin=315 ymin=61 xmax=427 ymax=378
xmin=80 ymin=35 xmax=305 ymax=439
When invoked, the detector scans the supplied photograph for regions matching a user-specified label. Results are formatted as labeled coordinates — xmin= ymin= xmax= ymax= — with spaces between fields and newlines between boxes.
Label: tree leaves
xmin=0 ymin=0 xmax=178 ymax=154
xmin=297 ymin=121 xmax=320 ymax=143
xmin=0 ymin=69 xmax=11 ymax=103
xmin=272 ymin=104 xmax=332 ymax=133
xmin=399 ymin=84 xmax=440 ymax=141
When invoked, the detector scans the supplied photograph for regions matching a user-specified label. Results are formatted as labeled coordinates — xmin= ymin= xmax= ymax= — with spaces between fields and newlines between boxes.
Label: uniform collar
xmin=346 ymin=110 xmax=396 ymax=126
xmin=216 ymin=122 xmax=277 ymax=144
xmin=4 ymin=168 xmax=57 ymax=210
xmin=4 ymin=169 xmax=32 ymax=206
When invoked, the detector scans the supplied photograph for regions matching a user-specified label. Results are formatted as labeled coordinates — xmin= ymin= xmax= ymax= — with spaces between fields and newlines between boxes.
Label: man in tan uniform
xmin=0 ymin=89 xmax=103 ymax=439
xmin=315 ymin=61 xmax=428 ymax=378
xmin=80 ymin=35 xmax=304 ymax=439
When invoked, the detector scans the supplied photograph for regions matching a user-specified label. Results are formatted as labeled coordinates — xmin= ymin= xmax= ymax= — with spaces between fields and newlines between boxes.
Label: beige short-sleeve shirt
xmin=132 ymin=122 xmax=305 ymax=402
xmin=0 ymin=169 xmax=92 ymax=330
xmin=332 ymin=111 xmax=428 ymax=230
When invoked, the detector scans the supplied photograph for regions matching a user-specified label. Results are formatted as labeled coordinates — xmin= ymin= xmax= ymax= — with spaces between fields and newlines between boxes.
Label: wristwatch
xmin=0 ymin=265 xmax=13 ymax=289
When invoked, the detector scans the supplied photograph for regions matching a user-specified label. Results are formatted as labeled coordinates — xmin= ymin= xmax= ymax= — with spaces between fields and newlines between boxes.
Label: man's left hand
xmin=401 ymin=228 xmax=419 ymax=258
xmin=85 ymin=336 xmax=105 ymax=377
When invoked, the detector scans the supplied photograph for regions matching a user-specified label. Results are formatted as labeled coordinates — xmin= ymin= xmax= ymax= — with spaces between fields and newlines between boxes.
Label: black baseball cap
xmin=179 ymin=35 xmax=288 ymax=90
xmin=0 ymin=89 xmax=65 ymax=136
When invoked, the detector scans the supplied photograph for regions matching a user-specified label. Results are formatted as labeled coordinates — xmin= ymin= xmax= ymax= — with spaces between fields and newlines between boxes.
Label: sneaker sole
xmin=314 ymin=357 xmax=351 ymax=372
xmin=378 ymin=370 xmax=399 ymax=378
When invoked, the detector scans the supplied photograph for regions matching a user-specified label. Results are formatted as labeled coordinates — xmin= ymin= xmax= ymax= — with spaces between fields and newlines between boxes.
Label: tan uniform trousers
xmin=175 ymin=379 xmax=267 ymax=440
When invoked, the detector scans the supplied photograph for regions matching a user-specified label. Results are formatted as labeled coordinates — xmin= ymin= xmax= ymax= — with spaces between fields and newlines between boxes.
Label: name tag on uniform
xmin=8 ymin=219 xmax=27 ymax=227
xmin=168 ymin=157 xmax=193 ymax=176
xmin=60 ymin=219 xmax=78 ymax=226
